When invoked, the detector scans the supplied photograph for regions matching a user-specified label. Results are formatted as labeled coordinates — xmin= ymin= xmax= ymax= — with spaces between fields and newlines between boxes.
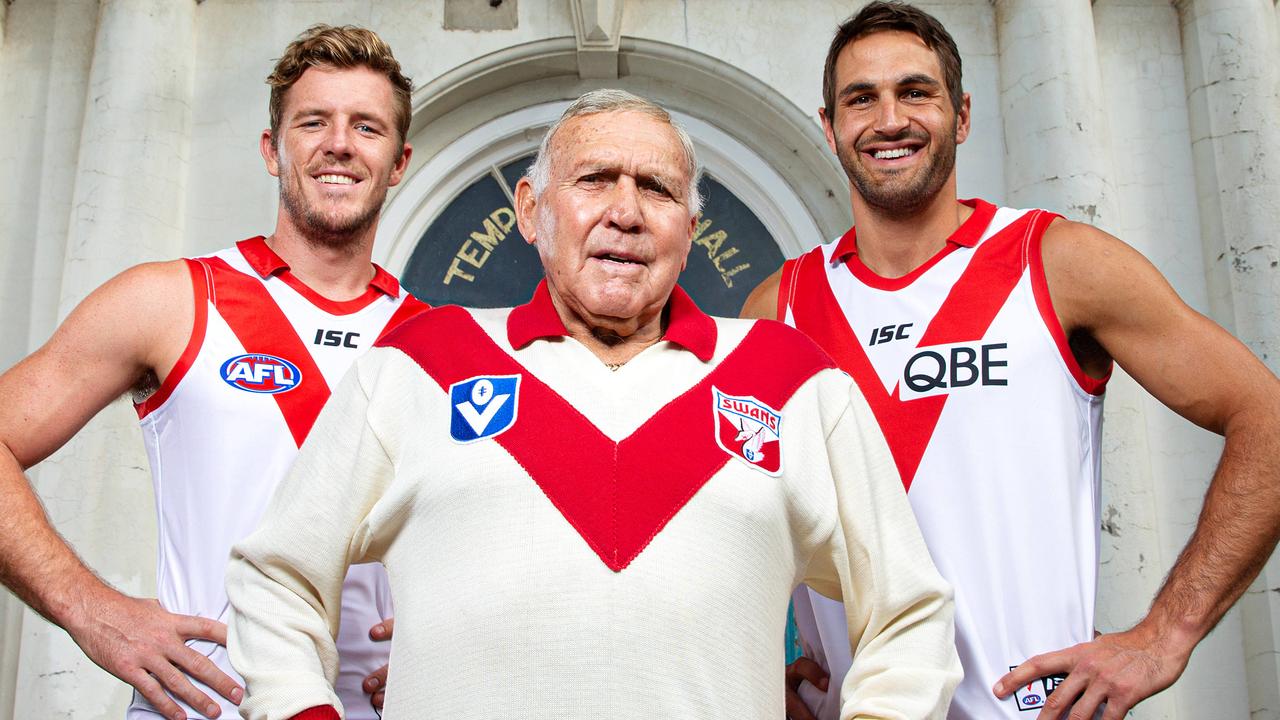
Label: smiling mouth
xmin=872 ymin=147 xmax=917 ymax=160
xmin=870 ymin=144 xmax=921 ymax=159
xmin=315 ymin=174 xmax=359 ymax=185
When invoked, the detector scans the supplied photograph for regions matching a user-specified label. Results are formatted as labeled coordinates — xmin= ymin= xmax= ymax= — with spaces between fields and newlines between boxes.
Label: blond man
xmin=0 ymin=25 xmax=425 ymax=720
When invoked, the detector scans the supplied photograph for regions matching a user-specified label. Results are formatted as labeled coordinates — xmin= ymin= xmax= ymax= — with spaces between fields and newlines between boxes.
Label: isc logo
xmin=220 ymin=354 xmax=302 ymax=394
xmin=313 ymin=329 xmax=360 ymax=348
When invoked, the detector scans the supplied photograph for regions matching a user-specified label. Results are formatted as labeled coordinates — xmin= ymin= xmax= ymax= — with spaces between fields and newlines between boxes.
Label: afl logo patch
xmin=1010 ymin=668 xmax=1066 ymax=711
xmin=220 ymin=354 xmax=302 ymax=394
xmin=713 ymin=387 xmax=783 ymax=476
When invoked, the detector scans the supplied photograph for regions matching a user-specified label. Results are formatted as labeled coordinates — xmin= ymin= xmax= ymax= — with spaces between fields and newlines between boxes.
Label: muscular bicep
xmin=739 ymin=268 xmax=782 ymax=320
xmin=0 ymin=261 xmax=194 ymax=468
xmin=1044 ymin=221 xmax=1278 ymax=433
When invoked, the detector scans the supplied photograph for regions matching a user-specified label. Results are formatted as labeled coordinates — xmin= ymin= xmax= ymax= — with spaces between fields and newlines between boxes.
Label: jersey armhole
xmin=135 ymin=258 xmax=210 ymax=418
xmin=1026 ymin=214 xmax=1111 ymax=396
xmin=777 ymin=257 xmax=800 ymax=322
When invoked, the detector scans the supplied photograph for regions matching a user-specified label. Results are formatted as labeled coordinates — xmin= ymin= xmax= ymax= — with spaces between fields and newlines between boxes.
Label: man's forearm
xmin=1144 ymin=403 xmax=1280 ymax=646
xmin=0 ymin=447 xmax=111 ymax=631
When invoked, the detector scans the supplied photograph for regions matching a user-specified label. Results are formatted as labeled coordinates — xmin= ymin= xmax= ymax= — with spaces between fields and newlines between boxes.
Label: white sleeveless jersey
xmin=781 ymin=200 xmax=1108 ymax=719
xmin=132 ymin=237 xmax=427 ymax=719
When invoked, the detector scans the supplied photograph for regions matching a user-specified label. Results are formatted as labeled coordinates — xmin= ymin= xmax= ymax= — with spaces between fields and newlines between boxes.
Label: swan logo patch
xmin=449 ymin=375 xmax=520 ymax=443
xmin=713 ymin=387 xmax=782 ymax=476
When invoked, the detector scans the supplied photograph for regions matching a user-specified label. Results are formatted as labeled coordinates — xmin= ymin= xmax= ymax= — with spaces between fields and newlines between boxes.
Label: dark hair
xmin=267 ymin=24 xmax=413 ymax=145
xmin=822 ymin=1 xmax=964 ymax=119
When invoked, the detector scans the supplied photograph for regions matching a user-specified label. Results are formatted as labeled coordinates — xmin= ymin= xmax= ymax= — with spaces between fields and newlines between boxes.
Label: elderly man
xmin=225 ymin=89 xmax=960 ymax=720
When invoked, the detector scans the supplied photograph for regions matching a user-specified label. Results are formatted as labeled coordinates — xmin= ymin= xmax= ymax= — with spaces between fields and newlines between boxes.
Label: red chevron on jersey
xmin=377 ymin=295 xmax=430 ymax=343
xmin=201 ymin=256 xmax=331 ymax=447
xmin=782 ymin=208 xmax=1055 ymax=488
xmin=379 ymin=307 xmax=834 ymax=571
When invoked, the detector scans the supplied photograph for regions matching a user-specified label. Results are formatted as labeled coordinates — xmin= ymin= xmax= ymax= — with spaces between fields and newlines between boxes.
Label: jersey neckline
xmin=237 ymin=236 xmax=400 ymax=315
xmin=834 ymin=198 xmax=997 ymax=291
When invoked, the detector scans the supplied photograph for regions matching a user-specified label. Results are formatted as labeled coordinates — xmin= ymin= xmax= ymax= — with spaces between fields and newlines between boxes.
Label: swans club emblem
xmin=713 ymin=387 xmax=783 ymax=476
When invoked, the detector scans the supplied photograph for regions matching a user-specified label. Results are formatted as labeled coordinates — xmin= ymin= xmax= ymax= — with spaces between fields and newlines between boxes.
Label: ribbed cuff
xmin=288 ymin=707 xmax=339 ymax=720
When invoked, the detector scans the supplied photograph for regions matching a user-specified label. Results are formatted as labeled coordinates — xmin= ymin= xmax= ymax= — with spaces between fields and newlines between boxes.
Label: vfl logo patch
xmin=1010 ymin=669 xmax=1066 ymax=711
xmin=713 ymin=387 xmax=783 ymax=476
xmin=220 ymin=354 xmax=301 ymax=394
xmin=449 ymin=375 xmax=520 ymax=443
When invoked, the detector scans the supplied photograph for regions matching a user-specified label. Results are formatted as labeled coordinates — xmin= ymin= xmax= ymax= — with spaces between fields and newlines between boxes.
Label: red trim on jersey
xmin=916 ymin=211 xmax=1034 ymax=345
xmin=785 ymin=209 xmax=1035 ymax=489
xmin=236 ymin=236 xmax=400 ymax=315
xmin=287 ymin=706 xmax=339 ymax=720
xmin=507 ymin=280 xmax=717 ymax=362
xmin=375 ymin=295 xmax=431 ymax=343
xmin=136 ymin=259 xmax=210 ymax=419
xmin=379 ymin=307 xmax=833 ymax=571
xmin=777 ymin=259 xmax=799 ymax=322
xmin=204 ymin=256 xmax=332 ymax=447
xmin=832 ymin=199 xmax=998 ymax=291
xmin=1027 ymin=216 xmax=1110 ymax=395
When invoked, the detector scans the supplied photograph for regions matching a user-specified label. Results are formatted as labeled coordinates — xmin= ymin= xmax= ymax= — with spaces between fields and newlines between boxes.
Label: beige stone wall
xmin=1 ymin=0 xmax=1277 ymax=717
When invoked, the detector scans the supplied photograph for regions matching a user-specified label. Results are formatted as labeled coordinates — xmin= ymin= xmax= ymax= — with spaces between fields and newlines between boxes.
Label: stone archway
xmin=374 ymin=33 xmax=851 ymax=312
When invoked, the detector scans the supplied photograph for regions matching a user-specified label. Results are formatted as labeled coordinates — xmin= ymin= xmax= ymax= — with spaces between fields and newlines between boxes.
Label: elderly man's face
xmin=517 ymin=110 xmax=696 ymax=330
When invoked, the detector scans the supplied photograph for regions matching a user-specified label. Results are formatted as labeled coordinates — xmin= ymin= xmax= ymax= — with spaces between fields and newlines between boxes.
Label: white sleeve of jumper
xmin=802 ymin=373 xmax=962 ymax=720
xmin=226 ymin=354 xmax=397 ymax=720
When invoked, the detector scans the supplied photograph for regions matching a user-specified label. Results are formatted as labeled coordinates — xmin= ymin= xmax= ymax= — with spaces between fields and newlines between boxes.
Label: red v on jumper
xmin=379 ymin=307 xmax=834 ymax=572
xmin=781 ymin=210 xmax=1056 ymax=489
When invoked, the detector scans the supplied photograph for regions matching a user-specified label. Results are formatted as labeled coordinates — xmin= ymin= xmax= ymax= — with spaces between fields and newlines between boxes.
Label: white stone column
xmin=0 ymin=0 xmax=99 ymax=712
xmin=995 ymin=2 xmax=1174 ymax=717
xmin=26 ymin=1 xmax=102 ymax=351
xmin=994 ymin=0 xmax=1120 ymax=227
xmin=1178 ymin=2 xmax=1280 ymax=718
xmin=12 ymin=1 xmax=197 ymax=718
xmin=1094 ymin=2 xmax=1251 ymax=717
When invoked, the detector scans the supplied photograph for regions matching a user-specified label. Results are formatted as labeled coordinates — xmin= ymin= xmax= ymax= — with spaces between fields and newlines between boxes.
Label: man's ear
xmin=514 ymin=177 xmax=539 ymax=245
xmin=680 ymin=212 xmax=698 ymax=272
xmin=819 ymin=107 xmax=839 ymax=156
xmin=260 ymin=130 xmax=281 ymax=177
xmin=388 ymin=143 xmax=413 ymax=187
xmin=955 ymin=92 xmax=972 ymax=145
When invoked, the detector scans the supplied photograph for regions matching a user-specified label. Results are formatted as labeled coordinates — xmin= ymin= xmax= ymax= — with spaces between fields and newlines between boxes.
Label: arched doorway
xmin=393 ymin=143 xmax=785 ymax=315
xmin=375 ymin=38 xmax=851 ymax=313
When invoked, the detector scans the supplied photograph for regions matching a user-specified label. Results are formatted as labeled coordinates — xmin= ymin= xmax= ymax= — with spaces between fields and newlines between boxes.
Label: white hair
xmin=525 ymin=89 xmax=704 ymax=214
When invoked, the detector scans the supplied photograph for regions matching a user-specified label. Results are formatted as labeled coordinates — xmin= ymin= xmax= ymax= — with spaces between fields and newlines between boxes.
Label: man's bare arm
xmin=739 ymin=268 xmax=782 ymax=320
xmin=0 ymin=261 xmax=242 ymax=719
xmin=997 ymin=220 xmax=1280 ymax=720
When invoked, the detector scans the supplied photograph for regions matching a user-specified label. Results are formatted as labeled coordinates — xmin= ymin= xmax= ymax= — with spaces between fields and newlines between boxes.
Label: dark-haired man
xmin=0 ymin=25 xmax=425 ymax=719
xmin=742 ymin=2 xmax=1280 ymax=719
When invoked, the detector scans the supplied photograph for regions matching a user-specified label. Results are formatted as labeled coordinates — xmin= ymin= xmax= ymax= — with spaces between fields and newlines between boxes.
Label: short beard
xmin=279 ymin=176 xmax=383 ymax=252
xmin=840 ymin=120 xmax=957 ymax=215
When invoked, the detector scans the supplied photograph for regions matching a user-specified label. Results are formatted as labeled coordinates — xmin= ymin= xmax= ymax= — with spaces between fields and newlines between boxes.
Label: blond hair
xmin=267 ymin=24 xmax=413 ymax=144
